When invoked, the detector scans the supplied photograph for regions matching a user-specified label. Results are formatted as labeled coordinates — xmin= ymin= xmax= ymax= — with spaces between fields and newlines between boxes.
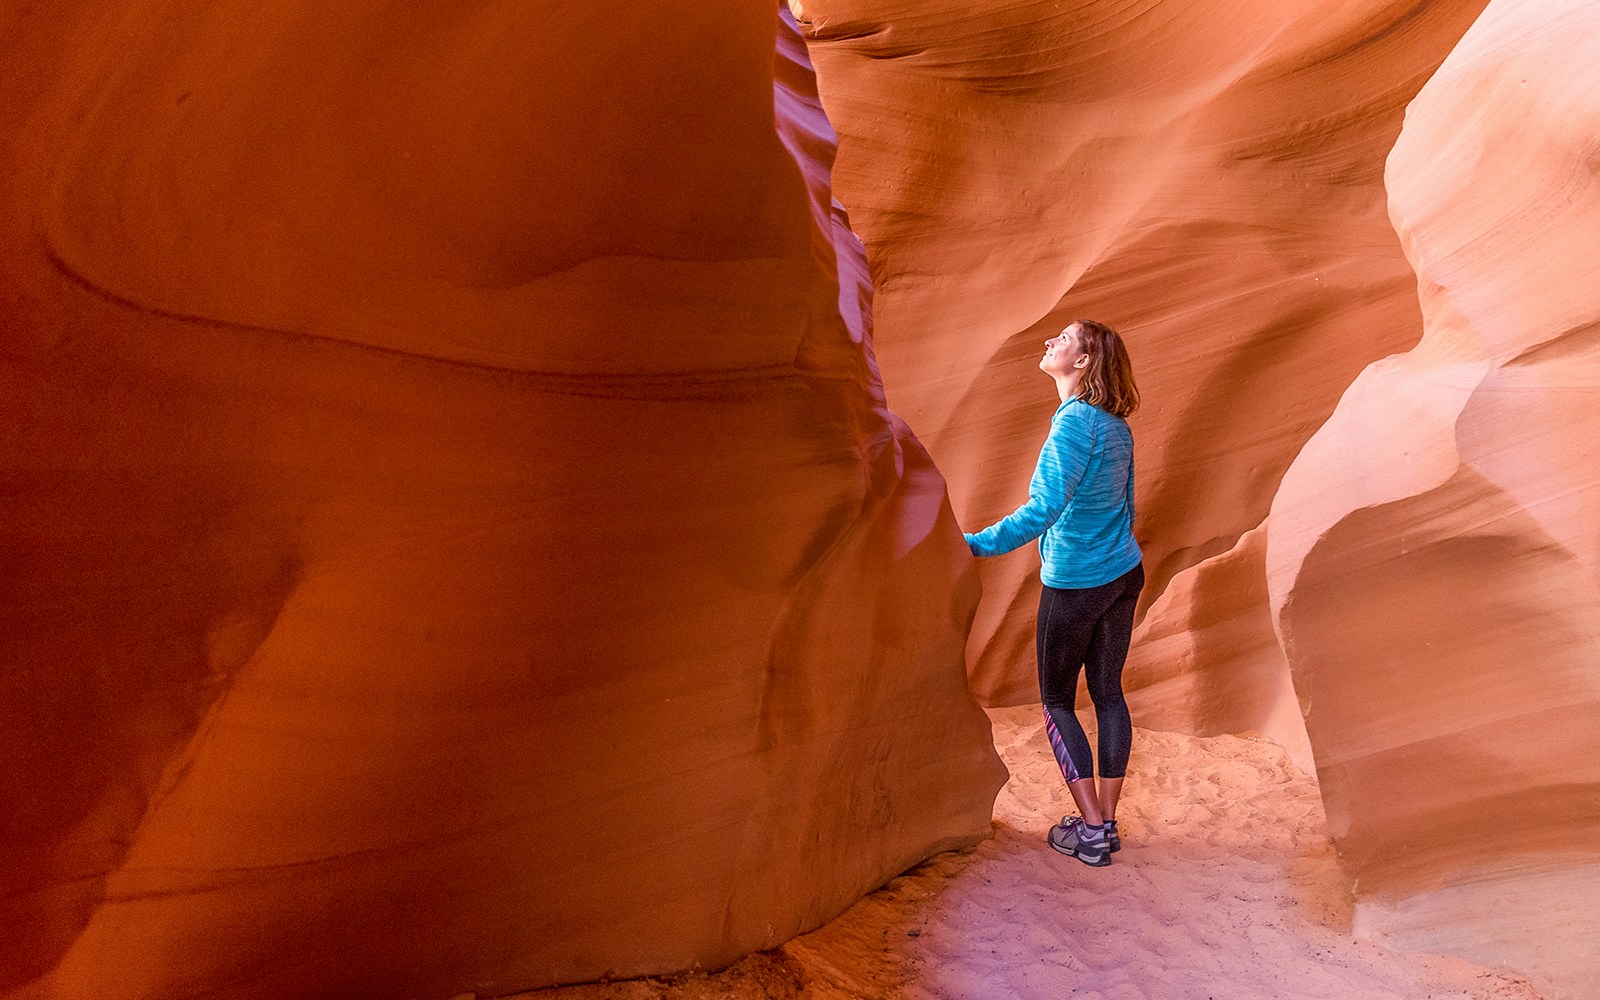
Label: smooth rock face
xmin=797 ymin=0 xmax=1492 ymax=722
xmin=0 ymin=6 xmax=1003 ymax=997
xmin=799 ymin=0 xmax=1595 ymax=991
xmin=1268 ymin=0 xmax=1600 ymax=992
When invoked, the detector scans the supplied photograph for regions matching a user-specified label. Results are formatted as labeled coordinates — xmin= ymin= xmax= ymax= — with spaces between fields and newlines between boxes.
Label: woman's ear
xmin=1073 ymin=354 xmax=1089 ymax=369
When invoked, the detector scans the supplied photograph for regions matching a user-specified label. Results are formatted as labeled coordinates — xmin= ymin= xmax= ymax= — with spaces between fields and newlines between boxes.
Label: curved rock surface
xmin=796 ymin=0 xmax=1489 ymax=730
xmin=800 ymin=0 xmax=1596 ymax=990
xmin=0 ymin=5 xmax=1003 ymax=997
xmin=1268 ymin=1 xmax=1600 ymax=993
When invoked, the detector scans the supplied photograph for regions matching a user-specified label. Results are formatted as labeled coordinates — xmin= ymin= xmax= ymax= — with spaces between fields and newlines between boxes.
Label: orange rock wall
xmin=0 ymin=5 xmax=1003 ymax=997
xmin=798 ymin=0 xmax=1489 ymax=739
xmin=801 ymin=0 xmax=1596 ymax=991
xmin=1268 ymin=0 xmax=1600 ymax=992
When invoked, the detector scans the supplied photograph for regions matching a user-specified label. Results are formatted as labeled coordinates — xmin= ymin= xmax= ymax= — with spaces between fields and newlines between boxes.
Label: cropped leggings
xmin=1037 ymin=563 xmax=1144 ymax=782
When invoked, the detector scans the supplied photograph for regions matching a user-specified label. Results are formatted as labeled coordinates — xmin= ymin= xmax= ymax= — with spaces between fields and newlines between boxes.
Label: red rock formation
xmin=1268 ymin=1 xmax=1600 ymax=992
xmin=796 ymin=0 xmax=1489 ymax=736
xmin=0 ymin=5 xmax=1003 ymax=996
xmin=800 ymin=0 xmax=1598 ymax=988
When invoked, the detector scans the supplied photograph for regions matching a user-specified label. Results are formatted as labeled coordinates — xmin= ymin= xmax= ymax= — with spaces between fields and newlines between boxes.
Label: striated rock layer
xmin=1267 ymin=0 xmax=1600 ymax=993
xmin=796 ymin=0 xmax=1489 ymax=743
xmin=0 ymin=5 xmax=1004 ymax=997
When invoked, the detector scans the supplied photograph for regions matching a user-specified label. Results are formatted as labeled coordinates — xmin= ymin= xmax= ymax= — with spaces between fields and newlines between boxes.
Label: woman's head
xmin=1046 ymin=320 xmax=1139 ymax=417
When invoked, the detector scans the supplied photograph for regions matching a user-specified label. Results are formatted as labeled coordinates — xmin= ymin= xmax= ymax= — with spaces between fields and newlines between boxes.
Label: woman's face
xmin=1040 ymin=324 xmax=1087 ymax=377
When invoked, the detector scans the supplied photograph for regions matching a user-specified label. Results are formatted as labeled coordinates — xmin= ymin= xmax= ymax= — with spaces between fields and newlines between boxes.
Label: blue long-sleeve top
xmin=964 ymin=397 xmax=1141 ymax=589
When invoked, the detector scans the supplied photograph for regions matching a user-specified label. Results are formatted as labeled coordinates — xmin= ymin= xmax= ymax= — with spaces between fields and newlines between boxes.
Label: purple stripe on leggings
xmin=1044 ymin=709 xmax=1080 ymax=782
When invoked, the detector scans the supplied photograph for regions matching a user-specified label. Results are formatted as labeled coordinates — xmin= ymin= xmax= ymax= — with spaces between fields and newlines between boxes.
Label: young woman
xmin=964 ymin=320 xmax=1143 ymax=868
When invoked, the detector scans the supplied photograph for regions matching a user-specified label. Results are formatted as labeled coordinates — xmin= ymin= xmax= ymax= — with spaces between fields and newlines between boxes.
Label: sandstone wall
xmin=796 ymin=0 xmax=1491 ymax=755
xmin=0 ymin=5 xmax=1003 ymax=997
xmin=1267 ymin=1 xmax=1600 ymax=992
xmin=798 ymin=0 xmax=1597 ymax=991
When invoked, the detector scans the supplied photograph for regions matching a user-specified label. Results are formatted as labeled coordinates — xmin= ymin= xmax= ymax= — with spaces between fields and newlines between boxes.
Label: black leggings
xmin=1036 ymin=563 xmax=1144 ymax=782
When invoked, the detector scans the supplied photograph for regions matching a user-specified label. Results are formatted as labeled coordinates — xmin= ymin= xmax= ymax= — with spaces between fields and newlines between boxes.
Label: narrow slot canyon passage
xmin=4 ymin=1 xmax=1598 ymax=998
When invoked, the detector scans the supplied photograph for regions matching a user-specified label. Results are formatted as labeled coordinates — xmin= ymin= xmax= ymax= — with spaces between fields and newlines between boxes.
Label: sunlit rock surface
xmin=0 ymin=6 xmax=1003 ymax=997
xmin=1268 ymin=0 xmax=1600 ymax=993
xmin=795 ymin=0 xmax=1489 ymax=727
xmin=797 ymin=0 xmax=1596 ymax=991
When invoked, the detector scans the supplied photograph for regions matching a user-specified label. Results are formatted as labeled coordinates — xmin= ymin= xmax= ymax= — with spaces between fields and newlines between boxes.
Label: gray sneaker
xmin=1048 ymin=817 xmax=1110 ymax=866
xmin=1058 ymin=815 xmax=1120 ymax=853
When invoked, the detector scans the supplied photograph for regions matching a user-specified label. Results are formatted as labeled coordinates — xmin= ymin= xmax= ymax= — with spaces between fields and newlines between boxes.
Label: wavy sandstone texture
xmin=800 ymin=0 xmax=1596 ymax=993
xmin=0 ymin=5 xmax=1003 ymax=997
xmin=797 ymin=0 xmax=1490 ymax=759
xmin=1267 ymin=0 xmax=1600 ymax=993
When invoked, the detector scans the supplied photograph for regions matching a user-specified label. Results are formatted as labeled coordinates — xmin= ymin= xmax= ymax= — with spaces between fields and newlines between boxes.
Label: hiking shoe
xmin=1058 ymin=815 xmax=1120 ymax=853
xmin=1048 ymin=818 xmax=1111 ymax=867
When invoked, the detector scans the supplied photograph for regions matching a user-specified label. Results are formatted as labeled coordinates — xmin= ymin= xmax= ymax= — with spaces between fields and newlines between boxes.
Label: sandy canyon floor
xmin=520 ymin=707 xmax=1545 ymax=1000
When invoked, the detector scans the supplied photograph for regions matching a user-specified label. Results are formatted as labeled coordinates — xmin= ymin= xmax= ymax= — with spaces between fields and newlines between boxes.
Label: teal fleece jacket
xmin=964 ymin=397 xmax=1141 ymax=589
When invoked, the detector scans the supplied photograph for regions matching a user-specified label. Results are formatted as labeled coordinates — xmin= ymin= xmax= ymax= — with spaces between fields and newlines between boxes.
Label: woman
xmin=964 ymin=319 xmax=1143 ymax=868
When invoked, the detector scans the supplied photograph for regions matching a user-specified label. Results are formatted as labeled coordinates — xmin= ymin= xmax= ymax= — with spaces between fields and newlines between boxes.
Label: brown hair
xmin=1071 ymin=320 xmax=1140 ymax=417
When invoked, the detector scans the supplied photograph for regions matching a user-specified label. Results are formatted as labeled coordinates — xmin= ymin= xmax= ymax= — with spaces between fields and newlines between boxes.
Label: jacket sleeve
xmin=1126 ymin=447 xmax=1136 ymax=524
xmin=964 ymin=406 xmax=1094 ymax=557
